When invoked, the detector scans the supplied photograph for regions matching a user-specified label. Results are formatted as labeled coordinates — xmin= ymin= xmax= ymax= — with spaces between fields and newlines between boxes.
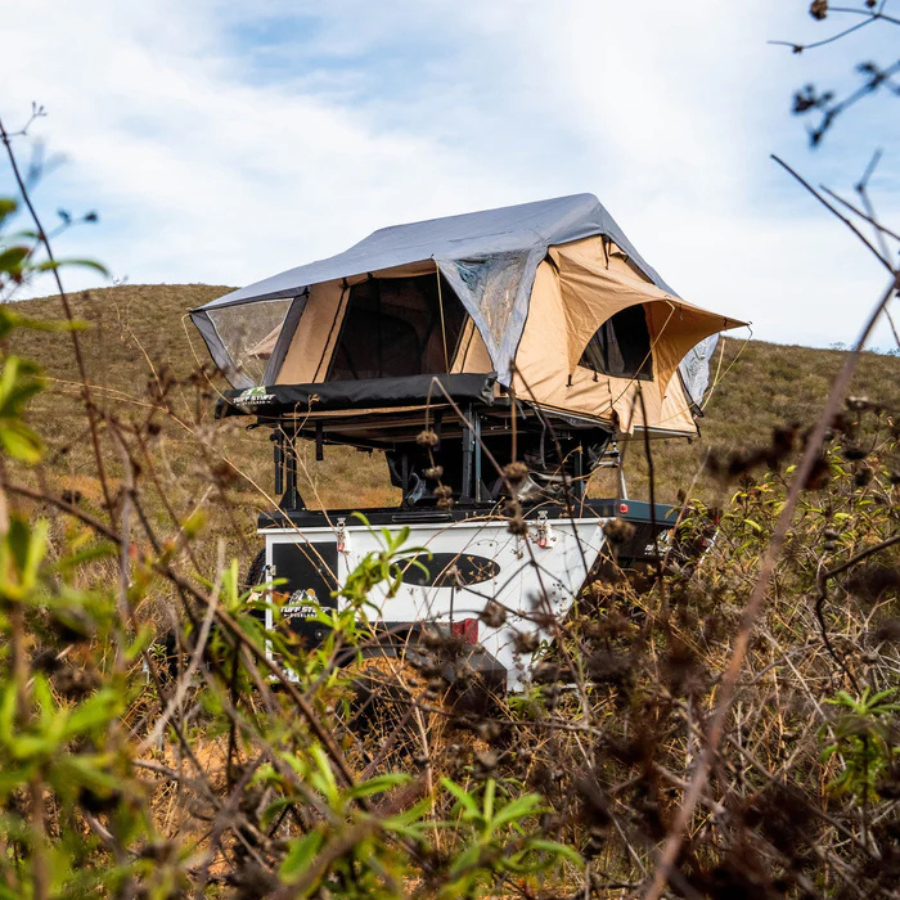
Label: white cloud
xmin=1 ymin=0 xmax=898 ymax=349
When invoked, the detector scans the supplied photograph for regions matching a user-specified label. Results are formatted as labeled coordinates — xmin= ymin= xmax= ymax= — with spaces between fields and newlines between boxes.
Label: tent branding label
xmin=236 ymin=386 xmax=275 ymax=407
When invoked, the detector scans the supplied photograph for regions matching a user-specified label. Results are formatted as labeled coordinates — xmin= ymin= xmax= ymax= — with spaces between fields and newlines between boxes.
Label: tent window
xmin=206 ymin=298 xmax=292 ymax=385
xmin=328 ymin=274 xmax=466 ymax=381
xmin=579 ymin=305 xmax=653 ymax=380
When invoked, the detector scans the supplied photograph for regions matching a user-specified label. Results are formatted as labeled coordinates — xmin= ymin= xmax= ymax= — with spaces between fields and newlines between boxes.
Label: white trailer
xmin=260 ymin=497 xmax=671 ymax=692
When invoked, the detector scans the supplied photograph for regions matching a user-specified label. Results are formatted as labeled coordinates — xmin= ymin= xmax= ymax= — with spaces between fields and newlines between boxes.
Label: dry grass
xmin=9 ymin=283 xmax=899 ymax=518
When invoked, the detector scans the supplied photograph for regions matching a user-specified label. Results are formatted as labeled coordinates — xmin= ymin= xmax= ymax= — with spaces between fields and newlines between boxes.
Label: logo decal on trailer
xmin=283 ymin=588 xmax=319 ymax=619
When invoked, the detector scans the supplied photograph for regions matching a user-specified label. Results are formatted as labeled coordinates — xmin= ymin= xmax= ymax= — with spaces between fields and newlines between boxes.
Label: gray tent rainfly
xmin=191 ymin=194 xmax=744 ymax=435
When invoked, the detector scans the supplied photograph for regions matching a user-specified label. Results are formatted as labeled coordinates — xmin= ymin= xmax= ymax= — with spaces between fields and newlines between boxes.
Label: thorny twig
xmin=770 ymin=3 xmax=900 ymax=144
xmin=0 ymin=114 xmax=115 ymax=519
xmin=643 ymin=144 xmax=900 ymax=896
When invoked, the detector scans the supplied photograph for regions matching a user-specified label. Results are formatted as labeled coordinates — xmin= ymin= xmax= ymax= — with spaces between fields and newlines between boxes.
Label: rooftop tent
xmin=191 ymin=194 xmax=745 ymax=435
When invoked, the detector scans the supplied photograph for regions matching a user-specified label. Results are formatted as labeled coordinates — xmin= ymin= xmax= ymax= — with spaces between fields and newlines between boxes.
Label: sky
xmin=1 ymin=0 xmax=899 ymax=350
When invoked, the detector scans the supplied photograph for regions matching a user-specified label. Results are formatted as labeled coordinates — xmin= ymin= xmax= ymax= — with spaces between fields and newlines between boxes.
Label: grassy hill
xmin=7 ymin=283 xmax=900 ymax=518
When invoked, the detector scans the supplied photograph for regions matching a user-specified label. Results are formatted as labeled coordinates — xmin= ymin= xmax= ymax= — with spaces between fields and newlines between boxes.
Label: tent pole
xmin=460 ymin=404 xmax=474 ymax=503
xmin=474 ymin=411 xmax=483 ymax=502
xmin=375 ymin=275 xmax=383 ymax=377
xmin=574 ymin=441 xmax=584 ymax=501
xmin=286 ymin=430 xmax=298 ymax=509
xmin=273 ymin=428 xmax=284 ymax=497
xmin=435 ymin=266 xmax=449 ymax=371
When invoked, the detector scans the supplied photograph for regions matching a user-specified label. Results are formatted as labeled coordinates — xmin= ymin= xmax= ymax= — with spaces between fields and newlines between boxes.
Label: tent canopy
xmin=192 ymin=194 xmax=745 ymax=435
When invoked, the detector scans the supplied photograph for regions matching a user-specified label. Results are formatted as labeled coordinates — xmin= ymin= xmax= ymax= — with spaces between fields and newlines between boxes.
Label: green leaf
xmin=489 ymin=793 xmax=544 ymax=830
xmin=483 ymin=777 xmax=495 ymax=822
xmin=820 ymin=743 xmax=838 ymax=763
xmin=0 ymin=197 xmax=17 ymax=225
xmin=65 ymin=689 xmax=123 ymax=738
xmin=381 ymin=796 xmax=433 ymax=834
xmin=0 ymin=762 xmax=36 ymax=797
xmin=0 ymin=245 xmax=29 ymax=273
xmin=308 ymin=744 xmax=339 ymax=806
xmin=346 ymin=772 xmax=411 ymax=800
xmin=34 ymin=258 xmax=110 ymax=277
xmin=528 ymin=838 xmax=584 ymax=867
xmin=0 ymin=419 xmax=43 ymax=463
xmin=55 ymin=754 xmax=123 ymax=797
xmin=441 ymin=777 xmax=480 ymax=817
xmin=280 ymin=829 xmax=325 ymax=884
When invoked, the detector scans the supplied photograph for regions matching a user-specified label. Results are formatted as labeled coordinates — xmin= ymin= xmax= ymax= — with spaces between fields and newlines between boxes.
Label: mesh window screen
xmin=579 ymin=305 xmax=653 ymax=380
xmin=328 ymin=274 xmax=465 ymax=381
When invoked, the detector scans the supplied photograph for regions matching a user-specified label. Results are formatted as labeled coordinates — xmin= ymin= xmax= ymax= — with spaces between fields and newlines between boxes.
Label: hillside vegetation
xmin=9 ymin=282 xmax=900 ymax=512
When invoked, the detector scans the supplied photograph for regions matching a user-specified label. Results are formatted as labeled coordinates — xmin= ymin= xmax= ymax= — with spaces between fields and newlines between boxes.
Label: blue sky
xmin=2 ymin=0 xmax=899 ymax=349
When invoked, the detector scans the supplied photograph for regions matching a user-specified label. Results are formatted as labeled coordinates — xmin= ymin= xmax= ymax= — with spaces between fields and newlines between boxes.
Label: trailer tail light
xmin=451 ymin=618 xmax=479 ymax=645
xmin=619 ymin=502 xmax=629 ymax=514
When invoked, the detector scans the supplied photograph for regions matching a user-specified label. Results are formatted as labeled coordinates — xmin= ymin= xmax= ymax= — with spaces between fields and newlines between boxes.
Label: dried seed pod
xmin=424 ymin=676 xmax=445 ymax=702
xmin=210 ymin=460 xmax=240 ymax=487
xmin=53 ymin=666 xmax=99 ymax=700
xmin=533 ymin=661 xmax=560 ymax=684
xmin=507 ymin=515 xmax=528 ymax=536
xmin=512 ymin=630 xmax=540 ymax=654
xmin=31 ymin=648 xmax=62 ymax=674
xmin=603 ymin=518 xmax=636 ymax=545
xmin=476 ymin=720 xmax=501 ymax=742
xmin=503 ymin=460 xmax=529 ymax=486
xmin=424 ymin=465 xmax=444 ymax=480
xmin=479 ymin=600 xmax=507 ymax=628
xmin=416 ymin=429 xmax=439 ymax=448
xmin=433 ymin=483 xmax=454 ymax=510
xmin=422 ymin=627 xmax=443 ymax=649
xmin=475 ymin=749 xmax=498 ymax=773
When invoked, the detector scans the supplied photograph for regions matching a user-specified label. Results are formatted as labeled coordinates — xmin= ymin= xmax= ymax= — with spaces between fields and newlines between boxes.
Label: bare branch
xmin=771 ymin=154 xmax=894 ymax=272
xmin=643 ymin=271 xmax=900 ymax=900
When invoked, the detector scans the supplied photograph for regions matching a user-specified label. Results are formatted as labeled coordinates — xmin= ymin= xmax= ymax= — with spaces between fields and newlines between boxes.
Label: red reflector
xmin=451 ymin=618 xmax=479 ymax=645
xmin=619 ymin=503 xmax=629 ymax=514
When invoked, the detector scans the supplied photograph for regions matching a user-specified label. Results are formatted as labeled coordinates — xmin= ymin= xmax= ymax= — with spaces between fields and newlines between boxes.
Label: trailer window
xmin=579 ymin=305 xmax=653 ymax=380
xmin=328 ymin=274 xmax=466 ymax=381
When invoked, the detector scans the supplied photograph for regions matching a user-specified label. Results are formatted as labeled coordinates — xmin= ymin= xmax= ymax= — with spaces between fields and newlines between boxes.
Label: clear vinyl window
xmin=206 ymin=298 xmax=292 ymax=385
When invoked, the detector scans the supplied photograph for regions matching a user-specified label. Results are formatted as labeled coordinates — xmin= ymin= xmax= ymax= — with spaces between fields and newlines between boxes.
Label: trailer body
xmin=259 ymin=500 xmax=674 ymax=691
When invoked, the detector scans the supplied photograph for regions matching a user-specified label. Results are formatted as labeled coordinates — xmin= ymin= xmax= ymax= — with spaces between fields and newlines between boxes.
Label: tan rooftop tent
xmin=192 ymin=194 xmax=744 ymax=437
